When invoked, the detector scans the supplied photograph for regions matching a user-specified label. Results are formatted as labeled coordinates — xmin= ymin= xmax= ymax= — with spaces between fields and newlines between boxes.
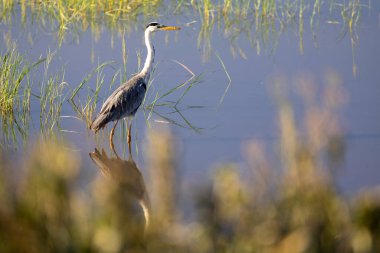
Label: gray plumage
xmin=90 ymin=75 xmax=146 ymax=132
xmin=89 ymin=22 xmax=180 ymax=143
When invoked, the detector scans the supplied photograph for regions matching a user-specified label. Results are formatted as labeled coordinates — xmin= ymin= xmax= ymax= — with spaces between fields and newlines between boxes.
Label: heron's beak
xmin=159 ymin=25 xmax=181 ymax=31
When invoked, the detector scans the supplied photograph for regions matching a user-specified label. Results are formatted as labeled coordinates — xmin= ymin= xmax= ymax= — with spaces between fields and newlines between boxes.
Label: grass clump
xmin=0 ymin=46 xmax=74 ymax=144
xmin=0 ymin=46 xmax=33 ymax=116
xmin=0 ymin=0 xmax=162 ymax=40
xmin=0 ymin=45 xmax=44 ymax=147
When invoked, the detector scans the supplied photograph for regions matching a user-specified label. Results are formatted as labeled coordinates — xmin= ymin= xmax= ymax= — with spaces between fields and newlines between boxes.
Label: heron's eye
xmin=146 ymin=22 xmax=160 ymax=28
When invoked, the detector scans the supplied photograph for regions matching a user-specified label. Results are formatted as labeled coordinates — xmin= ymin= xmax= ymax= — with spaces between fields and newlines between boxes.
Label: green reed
xmin=38 ymin=51 xmax=68 ymax=136
xmin=0 ymin=46 xmax=35 ymax=116
xmin=1 ymin=0 xmax=363 ymax=42
xmin=0 ymin=47 xmax=71 ymax=139
xmin=0 ymin=45 xmax=44 ymax=147
xmin=1 ymin=0 xmax=365 ymax=75
xmin=70 ymin=60 xmax=116 ymax=127
xmin=0 ymin=0 xmax=162 ymax=42
xmin=341 ymin=0 xmax=362 ymax=76
xmin=142 ymin=59 xmax=204 ymax=132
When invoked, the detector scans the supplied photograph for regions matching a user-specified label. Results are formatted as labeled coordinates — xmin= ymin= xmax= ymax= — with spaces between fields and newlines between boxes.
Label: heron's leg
xmin=127 ymin=121 xmax=132 ymax=156
xmin=109 ymin=120 xmax=118 ymax=155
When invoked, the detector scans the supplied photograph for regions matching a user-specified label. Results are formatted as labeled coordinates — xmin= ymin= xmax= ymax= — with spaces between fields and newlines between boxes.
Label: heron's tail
xmin=90 ymin=113 xmax=110 ymax=132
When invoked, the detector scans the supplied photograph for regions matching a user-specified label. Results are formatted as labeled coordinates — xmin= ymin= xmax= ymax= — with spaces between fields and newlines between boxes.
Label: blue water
xmin=1 ymin=2 xmax=380 ymax=195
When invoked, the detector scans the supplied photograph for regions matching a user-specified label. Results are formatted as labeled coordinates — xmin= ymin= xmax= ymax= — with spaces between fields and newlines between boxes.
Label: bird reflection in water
xmin=89 ymin=148 xmax=150 ymax=237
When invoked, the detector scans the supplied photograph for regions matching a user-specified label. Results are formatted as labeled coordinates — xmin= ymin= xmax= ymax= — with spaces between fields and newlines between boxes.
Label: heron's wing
xmin=99 ymin=75 xmax=147 ymax=118
xmin=118 ymin=79 xmax=147 ymax=117
xmin=98 ymin=84 xmax=125 ymax=114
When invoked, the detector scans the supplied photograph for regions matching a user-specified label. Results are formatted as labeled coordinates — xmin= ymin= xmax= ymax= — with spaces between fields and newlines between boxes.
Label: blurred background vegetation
xmin=1 ymin=71 xmax=379 ymax=253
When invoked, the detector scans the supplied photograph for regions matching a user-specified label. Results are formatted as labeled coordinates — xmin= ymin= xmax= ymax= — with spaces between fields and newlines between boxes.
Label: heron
xmin=90 ymin=22 xmax=181 ymax=152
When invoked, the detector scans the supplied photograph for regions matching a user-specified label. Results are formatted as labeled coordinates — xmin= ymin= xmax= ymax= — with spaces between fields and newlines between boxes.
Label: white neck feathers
xmin=140 ymin=29 xmax=155 ymax=82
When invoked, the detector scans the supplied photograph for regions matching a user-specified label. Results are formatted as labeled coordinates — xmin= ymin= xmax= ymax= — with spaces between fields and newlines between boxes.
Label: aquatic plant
xmin=0 ymin=0 xmax=365 ymax=47
xmin=70 ymin=60 xmax=116 ymax=128
xmin=0 ymin=46 xmax=75 ymax=143
xmin=143 ymin=60 xmax=204 ymax=132
xmin=0 ymin=45 xmax=44 ymax=148
xmin=0 ymin=0 xmax=366 ymax=78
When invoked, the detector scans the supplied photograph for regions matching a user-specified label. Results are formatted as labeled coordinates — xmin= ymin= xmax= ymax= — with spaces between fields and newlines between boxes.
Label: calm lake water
xmin=1 ymin=2 xmax=380 ymax=195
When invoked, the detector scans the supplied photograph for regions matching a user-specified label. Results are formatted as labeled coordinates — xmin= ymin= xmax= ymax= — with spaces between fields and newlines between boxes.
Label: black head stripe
xmin=146 ymin=22 xmax=160 ymax=28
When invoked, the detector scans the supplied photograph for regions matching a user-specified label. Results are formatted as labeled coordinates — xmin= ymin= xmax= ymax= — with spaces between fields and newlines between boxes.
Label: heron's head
xmin=145 ymin=22 xmax=181 ymax=33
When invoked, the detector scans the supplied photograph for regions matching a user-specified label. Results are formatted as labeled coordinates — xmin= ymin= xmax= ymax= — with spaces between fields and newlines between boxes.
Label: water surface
xmin=1 ymin=2 xmax=380 ymax=195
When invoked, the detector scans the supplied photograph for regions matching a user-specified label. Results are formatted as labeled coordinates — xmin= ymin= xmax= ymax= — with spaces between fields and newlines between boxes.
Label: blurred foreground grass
xmin=1 ymin=73 xmax=380 ymax=253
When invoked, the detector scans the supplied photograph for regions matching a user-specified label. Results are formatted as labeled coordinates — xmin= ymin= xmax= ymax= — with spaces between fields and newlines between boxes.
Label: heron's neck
xmin=140 ymin=29 xmax=155 ymax=82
